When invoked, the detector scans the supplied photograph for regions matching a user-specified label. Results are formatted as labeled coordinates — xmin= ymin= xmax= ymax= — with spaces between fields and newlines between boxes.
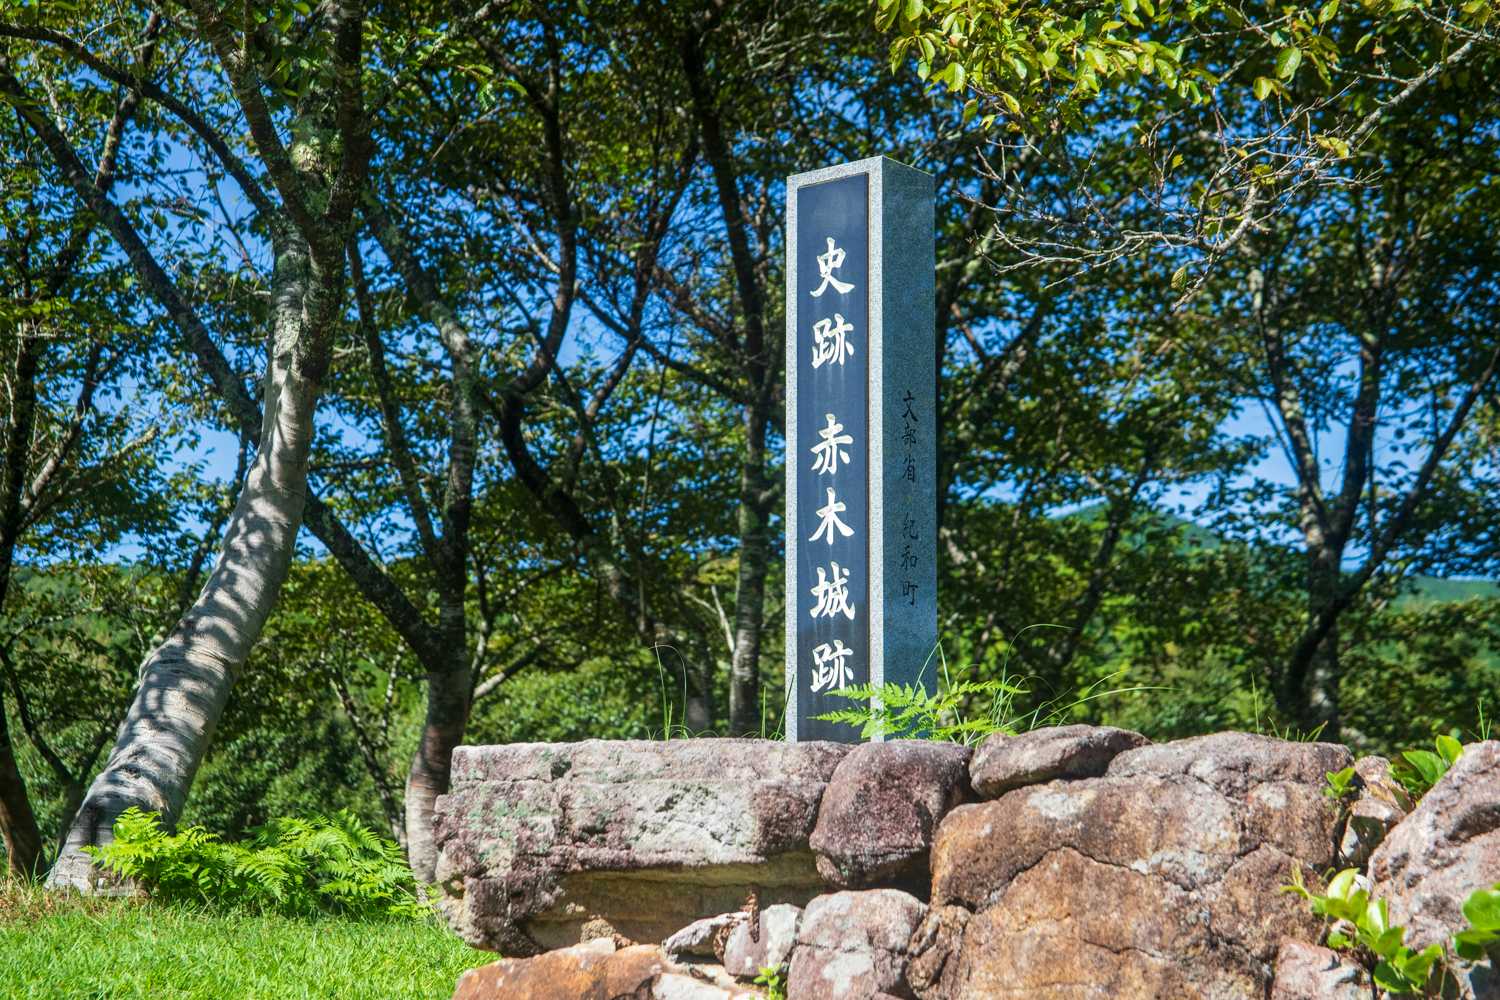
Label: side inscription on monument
xmin=785 ymin=156 xmax=936 ymax=743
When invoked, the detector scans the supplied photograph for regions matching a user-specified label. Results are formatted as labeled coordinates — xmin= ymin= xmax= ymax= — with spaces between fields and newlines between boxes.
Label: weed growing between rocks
xmin=1284 ymin=864 xmax=1500 ymax=996
xmin=1390 ymin=735 xmax=1465 ymax=800
xmin=753 ymin=963 xmax=787 ymax=1000
xmin=1283 ymin=739 xmax=1499 ymax=996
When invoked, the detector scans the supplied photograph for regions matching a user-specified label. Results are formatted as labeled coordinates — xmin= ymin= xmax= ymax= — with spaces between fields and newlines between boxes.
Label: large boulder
xmin=1369 ymin=740 xmax=1500 ymax=1000
xmin=809 ymin=741 xmax=973 ymax=895
xmin=433 ymin=739 xmax=850 ymax=954
xmin=786 ymin=890 xmax=927 ymax=1000
xmin=912 ymin=732 xmax=1351 ymax=1000
xmin=968 ymin=725 xmax=1150 ymax=799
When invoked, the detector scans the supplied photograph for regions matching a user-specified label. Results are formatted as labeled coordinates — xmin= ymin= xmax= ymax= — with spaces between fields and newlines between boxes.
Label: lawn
xmin=0 ymin=884 xmax=485 ymax=1000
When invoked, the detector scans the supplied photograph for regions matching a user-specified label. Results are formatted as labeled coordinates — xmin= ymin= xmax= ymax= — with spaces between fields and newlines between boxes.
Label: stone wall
xmin=433 ymin=731 xmax=1500 ymax=1000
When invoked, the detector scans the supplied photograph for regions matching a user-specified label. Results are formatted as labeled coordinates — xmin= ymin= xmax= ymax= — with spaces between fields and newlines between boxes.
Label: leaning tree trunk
xmin=48 ymin=355 xmax=320 ymax=890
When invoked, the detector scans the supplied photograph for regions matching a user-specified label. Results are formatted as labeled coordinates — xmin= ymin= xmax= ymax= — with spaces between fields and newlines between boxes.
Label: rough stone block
xmin=1104 ymin=730 xmax=1352 ymax=797
xmin=810 ymin=740 xmax=973 ymax=894
xmin=434 ymin=739 xmax=850 ymax=954
xmin=786 ymin=889 xmax=926 ymax=1000
xmin=912 ymin=732 xmax=1347 ymax=1000
xmin=722 ymin=904 xmax=802 ymax=978
xmin=1370 ymin=740 xmax=1500 ymax=953
xmin=450 ymin=940 xmax=665 ymax=1000
xmin=968 ymin=725 xmax=1150 ymax=799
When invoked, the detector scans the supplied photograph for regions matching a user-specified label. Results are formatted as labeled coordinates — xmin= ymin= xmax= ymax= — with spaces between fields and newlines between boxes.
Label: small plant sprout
xmin=651 ymin=643 xmax=696 ymax=740
xmin=1321 ymin=766 xmax=1359 ymax=829
xmin=1322 ymin=766 xmax=1358 ymax=803
xmin=753 ymin=964 xmax=787 ymax=1000
xmin=1471 ymin=698 xmax=1493 ymax=742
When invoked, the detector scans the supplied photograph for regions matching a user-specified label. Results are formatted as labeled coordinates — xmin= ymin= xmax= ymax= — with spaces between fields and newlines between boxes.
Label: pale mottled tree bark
xmin=50 ymin=356 xmax=320 ymax=888
xmin=3 ymin=0 xmax=371 ymax=888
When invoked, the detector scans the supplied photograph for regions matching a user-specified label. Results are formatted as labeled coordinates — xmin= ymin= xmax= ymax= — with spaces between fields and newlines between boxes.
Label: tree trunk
xmin=0 ymin=695 xmax=43 ymax=877
xmin=728 ymin=426 xmax=770 ymax=737
xmin=1301 ymin=550 xmax=1343 ymax=740
xmin=48 ymin=355 xmax=320 ymax=890
xmin=403 ymin=665 xmax=469 ymax=881
xmin=0 ymin=327 xmax=46 ymax=878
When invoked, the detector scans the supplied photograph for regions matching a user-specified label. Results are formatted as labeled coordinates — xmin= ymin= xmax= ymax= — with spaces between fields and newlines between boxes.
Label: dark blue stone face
xmin=795 ymin=173 xmax=868 ymax=742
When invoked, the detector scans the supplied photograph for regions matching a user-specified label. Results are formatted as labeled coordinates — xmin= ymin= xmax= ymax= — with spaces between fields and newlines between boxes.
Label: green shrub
xmin=84 ymin=807 xmax=426 ymax=920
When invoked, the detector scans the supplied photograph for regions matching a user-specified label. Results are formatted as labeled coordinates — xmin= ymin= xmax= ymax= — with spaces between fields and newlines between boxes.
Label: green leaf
xmin=1364 ymin=897 xmax=1390 ymax=936
xmin=1323 ymin=766 xmax=1356 ymax=799
xmin=904 ymin=0 xmax=923 ymax=20
xmin=1275 ymin=47 xmax=1303 ymax=80
xmin=1318 ymin=0 xmax=1339 ymax=22
xmin=1326 ymin=869 xmax=1359 ymax=900
xmin=1464 ymin=888 xmax=1500 ymax=931
xmin=1455 ymin=928 xmax=1499 ymax=960
xmin=1171 ymin=266 xmax=1188 ymax=291
xmin=1405 ymin=749 xmax=1447 ymax=785
xmin=1436 ymin=734 xmax=1463 ymax=765
xmin=1373 ymin=962 xmax=1417 ymax=993
xmin=1403 ymin=943 xmax=1444 ymax=982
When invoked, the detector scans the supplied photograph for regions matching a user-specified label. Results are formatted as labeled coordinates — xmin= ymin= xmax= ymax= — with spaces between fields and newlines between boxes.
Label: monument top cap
xmin=786 ymin=155 xmax=933 ymax=189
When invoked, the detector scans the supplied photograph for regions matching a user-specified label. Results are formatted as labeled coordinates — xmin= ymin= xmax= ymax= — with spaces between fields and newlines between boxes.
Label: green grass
xmin=0 ymin=883 xmax=485 ymax=1000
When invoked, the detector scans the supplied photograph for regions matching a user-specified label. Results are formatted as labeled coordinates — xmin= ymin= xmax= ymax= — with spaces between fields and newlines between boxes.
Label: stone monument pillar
xmin=784 ymin=156 xmax=936 ymax=742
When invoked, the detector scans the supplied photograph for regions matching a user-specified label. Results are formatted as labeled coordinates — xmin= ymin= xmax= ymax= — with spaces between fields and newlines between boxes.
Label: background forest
xmin=2 ymin=0 xmax=1498 ymax=880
